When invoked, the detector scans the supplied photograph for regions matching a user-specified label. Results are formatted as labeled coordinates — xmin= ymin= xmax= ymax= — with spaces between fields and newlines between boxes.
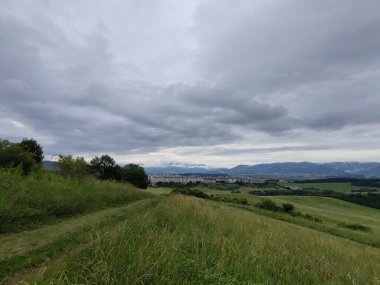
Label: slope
xmin=26 ymin=195 xmax=380 ymax=285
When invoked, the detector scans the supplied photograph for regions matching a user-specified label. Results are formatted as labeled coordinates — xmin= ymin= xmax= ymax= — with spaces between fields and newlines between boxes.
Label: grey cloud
xmin=1 ymin=0 xmax=380 ymax=163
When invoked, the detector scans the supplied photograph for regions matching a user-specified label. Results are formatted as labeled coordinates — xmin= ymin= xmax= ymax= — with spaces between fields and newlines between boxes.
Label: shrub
xmin=172 ymin=188 xmax=210 ymax=199
xmin=282 ymin=202 xmax=295 ymax=213
xmin=255 ymin=199 xmax=281 ymax=211
xmin=57 ymin=155 xmax=89 ymax=177
xmin=208 ymin=195 xmax=249 ymax=205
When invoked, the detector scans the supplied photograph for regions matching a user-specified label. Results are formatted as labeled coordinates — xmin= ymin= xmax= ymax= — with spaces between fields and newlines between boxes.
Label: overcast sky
xmin=1 ymin=0 xmax=380 ymax=167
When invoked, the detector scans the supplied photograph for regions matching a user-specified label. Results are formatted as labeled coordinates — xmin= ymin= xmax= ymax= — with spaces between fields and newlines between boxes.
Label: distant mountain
xmin=228 ymin=162 xmax=338 ymax=175
xmin=145 ymin=162 xmax=380 ymax=177
xmin=42 ymin=160 xmax=380 ymax=177
xmin=42 ymin=160 xmax=58 ymax=171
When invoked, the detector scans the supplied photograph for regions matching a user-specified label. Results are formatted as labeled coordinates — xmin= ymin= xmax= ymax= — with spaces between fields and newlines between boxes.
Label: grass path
xmin=0 ymin=198 xmax=159 ymax=284
xmin=2 ymin=192 xmax=380 ymax=284
xmin=30 ymin=195 xmax=380 ymax=285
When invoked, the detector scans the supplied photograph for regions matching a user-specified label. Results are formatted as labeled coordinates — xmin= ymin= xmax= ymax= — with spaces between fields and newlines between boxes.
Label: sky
xmin=1 ymin=0 xmax=380 ymax=167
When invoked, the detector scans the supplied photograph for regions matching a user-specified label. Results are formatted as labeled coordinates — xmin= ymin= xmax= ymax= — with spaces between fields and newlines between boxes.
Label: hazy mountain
xmin=42 ymin=160 xmax=380 ymax=177
xmin=228 ymin=162 xmax=341 ymax=175
xmin=145 ymin=162 xmax=380 ymax=177
xmin=42 ymin=160 xmax=59 ymax=171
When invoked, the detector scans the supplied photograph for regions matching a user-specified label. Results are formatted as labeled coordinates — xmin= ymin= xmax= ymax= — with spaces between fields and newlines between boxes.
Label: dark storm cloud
xmin=1 ymin=0 xmax=380 ymax=161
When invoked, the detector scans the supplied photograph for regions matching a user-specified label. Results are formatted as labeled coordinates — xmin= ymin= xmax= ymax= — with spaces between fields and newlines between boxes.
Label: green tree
xmin=122 ymin=164 xmax=149 ymax=189
xmin=19 ymin=138 xmax=44 ymax=164
xmin=57 ymin=155 xmax=89 ymax=177
xmin=0 ymin=139 xmax=35 ymax=175
xmin=90 ymin=155 xmax=121 ymax=180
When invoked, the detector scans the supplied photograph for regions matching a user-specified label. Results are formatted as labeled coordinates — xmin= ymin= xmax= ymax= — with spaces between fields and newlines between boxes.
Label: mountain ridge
xmin=42 ymin=161 xmax=380 ymax=177
xmin=145 ymin=162 xmax=380 ymax=177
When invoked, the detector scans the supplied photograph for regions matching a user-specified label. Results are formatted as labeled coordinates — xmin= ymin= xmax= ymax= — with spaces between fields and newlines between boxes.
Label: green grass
xmin=206 ymin=183 xmax=240 ymax=191
xmin=0 ymin=199 xmax=159 ymax=284
xmin=266 ymin=195 xmax=380 ymax=245
xmin=338 ymin=223 xmax=372 ymax=232
xmin=283 ymin=182 xmax=375 ymax=193
xmin=29 ymin=195 xmax=380 ymax=285
xmin=0 ymin=168 xmax=152 ymax=233
xmin=145 ymin=187 xmax=172 ymax=195
xmin=2 ymin=177 xmax=380 ymax=284
xmin=199 ymin=188 xmax=380 ymax=247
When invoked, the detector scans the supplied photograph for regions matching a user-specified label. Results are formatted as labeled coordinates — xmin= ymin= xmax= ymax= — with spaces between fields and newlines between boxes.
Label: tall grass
xmin=0 ymin=168 xmax=151 ymax=233
xmin=34 ymin=195 xmax=380 ymax=285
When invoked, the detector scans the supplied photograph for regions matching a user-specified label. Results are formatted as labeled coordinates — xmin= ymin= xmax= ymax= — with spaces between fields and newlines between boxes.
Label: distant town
xmin=148 ymin=174 xmax=278 ymax=185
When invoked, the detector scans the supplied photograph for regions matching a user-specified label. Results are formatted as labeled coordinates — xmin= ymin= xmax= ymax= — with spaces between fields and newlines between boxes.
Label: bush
xmin=282 ymin=202 xmax=295 ymax=213
xmin=208 ymin=195 xmax=249 ymax=205
xmin=172 ymin=188 xmax=209 ymax=199
xmin=254 ymin=199 xmax=322 ymax=222
xmin=255 ymin=199 xmax=281 ymax=211
xmin=207 ymin=183 xmax=240 ymax=191
xmin=57 ymin=155 xmax=89 ymax=177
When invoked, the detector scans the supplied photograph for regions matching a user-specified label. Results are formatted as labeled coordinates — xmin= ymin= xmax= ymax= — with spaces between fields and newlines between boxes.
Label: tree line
xmin=0 ymin=138 xmax=149 ymax=189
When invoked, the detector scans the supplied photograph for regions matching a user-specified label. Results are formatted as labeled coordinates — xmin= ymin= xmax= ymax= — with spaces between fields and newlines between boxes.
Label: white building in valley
xmin=148 ymin=174 xmax=267 ymax=185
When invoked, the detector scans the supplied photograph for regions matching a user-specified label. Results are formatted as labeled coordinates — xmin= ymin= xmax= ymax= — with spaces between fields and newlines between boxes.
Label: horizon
xmin=2 ymin=1 xmax=380 ymax=167
xmin=43 ymin=158 xmax=380 ymax=169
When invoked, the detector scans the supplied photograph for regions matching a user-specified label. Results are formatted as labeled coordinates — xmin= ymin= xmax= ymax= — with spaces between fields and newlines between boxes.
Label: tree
xmin=57 ymin=155 xmax=89 ymax=177
xmin=0 ymin=139 xmax=35 ymax=175
xmin=122 ymin=164 xmax=149 ymax=189
xmin=90 ymin=154 xmax=121 ymax=180
xmin=19 ymin=138 xmax=44 ymax=164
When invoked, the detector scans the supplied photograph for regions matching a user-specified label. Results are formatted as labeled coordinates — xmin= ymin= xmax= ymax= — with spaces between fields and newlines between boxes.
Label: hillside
xmin=1 ymin=188 xmax=379 ymax=284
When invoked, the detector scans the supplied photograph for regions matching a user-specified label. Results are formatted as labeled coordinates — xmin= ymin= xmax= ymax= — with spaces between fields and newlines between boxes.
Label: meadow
xmin=190 ymin=186 xmax=380 ymax=247
xmin=1 ymin=180 xmax=380 ymax=284
xmin=27 ymin=195 xmax=380 ymax=284
xmin=0 ymin=168 xmax=151 ymax=233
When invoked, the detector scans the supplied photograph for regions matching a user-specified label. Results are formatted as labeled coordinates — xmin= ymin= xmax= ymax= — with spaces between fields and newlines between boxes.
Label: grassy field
xmin=147 ymin=185 xmax=380 ymax=246
xmin=146 ymin=187 xmax=172 ymax=195
xmin=0 ymin=199 xmax=159 ymax=284
xmin=26 ymin=195 xmax=380 ymax=284
xmin=200 ymin=188 xmax=380 ymax=247
xmin=0 ymin=169 xmax=152 ymax=233
xmin=282 ymin=182 xmax=375 ymax=193
xmin=2 ymin=180 xmax=380 ymax=284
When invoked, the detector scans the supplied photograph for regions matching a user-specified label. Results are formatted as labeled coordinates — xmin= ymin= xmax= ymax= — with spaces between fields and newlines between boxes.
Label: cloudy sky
xmin=1 ymin=0 xmax=380 ymax=167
